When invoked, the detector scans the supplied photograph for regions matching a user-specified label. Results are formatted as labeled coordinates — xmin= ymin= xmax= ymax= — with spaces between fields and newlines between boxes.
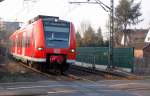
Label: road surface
xmin=0 ymin=79 xmax=150 ymax=96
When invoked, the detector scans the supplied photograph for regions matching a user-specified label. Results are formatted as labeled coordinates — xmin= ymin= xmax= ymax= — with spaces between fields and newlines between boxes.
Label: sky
xmin=0 ymin=0 xmax=150 ymax=38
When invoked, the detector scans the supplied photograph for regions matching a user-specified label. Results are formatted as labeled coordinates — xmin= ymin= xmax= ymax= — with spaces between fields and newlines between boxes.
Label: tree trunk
xmin=124 ymin=23 xmax=127 ymax=47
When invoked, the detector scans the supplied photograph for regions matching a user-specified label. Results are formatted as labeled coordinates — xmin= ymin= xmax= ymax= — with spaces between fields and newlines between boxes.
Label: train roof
xmin=28 ymin=15 xmax=70 ymax=24
xmin=10 ymin=15 xmax=71 ymax=37
xmin=28 ymin=15 xmax=59 ymax=24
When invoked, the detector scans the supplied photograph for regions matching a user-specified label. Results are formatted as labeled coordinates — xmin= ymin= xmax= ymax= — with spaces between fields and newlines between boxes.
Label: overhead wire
xmin=11 ymin=0 xmax=40 ymax=21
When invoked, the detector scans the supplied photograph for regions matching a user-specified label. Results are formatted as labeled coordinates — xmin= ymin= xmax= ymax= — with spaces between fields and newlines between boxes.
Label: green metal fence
xmin=76 ymin=47 xmax=134 ymax=70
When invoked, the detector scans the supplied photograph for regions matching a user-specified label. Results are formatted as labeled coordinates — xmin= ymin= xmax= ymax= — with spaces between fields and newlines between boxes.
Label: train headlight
xmin=70 ymin=49 xmax=75 ymax=53
xmin=37 ymin=47 xmax=43 ymax=51
xmin=54 ymin=18 xmax=58 ymax=22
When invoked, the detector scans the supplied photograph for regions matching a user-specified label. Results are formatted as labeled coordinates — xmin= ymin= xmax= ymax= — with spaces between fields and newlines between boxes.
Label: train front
xmin=34 ymin=16 xmax=76 ymax=72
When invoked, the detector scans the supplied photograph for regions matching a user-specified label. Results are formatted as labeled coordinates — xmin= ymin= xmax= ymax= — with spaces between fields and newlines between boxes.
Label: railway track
xmin=18 ymin=61 xmax=137 ymax=81
xmin=19 ymin=62 xmax=104 ymax=81
xmin=19 ymin=62 xmax=85 ymax=81
xmin=20 ymin=62 xmax=55 ymax=78
xmin=65 ymin=65 xmax=112 ymax=81
xmin=67 ymin=65 xmax=138 ymax=80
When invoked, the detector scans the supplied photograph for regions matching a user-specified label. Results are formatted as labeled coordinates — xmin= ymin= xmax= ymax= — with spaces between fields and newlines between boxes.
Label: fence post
xmin=93 ymin=55 xmax=96 ymax=69
xmin=131 ymin=47 xmax=134 ymax=73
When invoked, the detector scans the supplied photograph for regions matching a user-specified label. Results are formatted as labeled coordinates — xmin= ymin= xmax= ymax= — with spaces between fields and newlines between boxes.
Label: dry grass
xmin=0 ymin=58 xmax=49 ymax=83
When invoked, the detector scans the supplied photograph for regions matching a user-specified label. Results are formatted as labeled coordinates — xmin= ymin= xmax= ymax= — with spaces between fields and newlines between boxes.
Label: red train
xmin=9 ymin=15 xmax=76 ymax=73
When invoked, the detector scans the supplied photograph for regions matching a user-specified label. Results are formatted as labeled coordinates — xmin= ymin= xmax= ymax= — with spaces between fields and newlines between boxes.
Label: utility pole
xmin=69 ymin=0 xmax=115 ymax=69
xmin=0 ymin=0 xmax=4 ymax=33
xmin=109 ymin=0 xmax=114 ymax=69
xmin=0 ymin=0 xmax=4 ymax=2
xmin=11 ymin=0 xmax=39 ymax=21
xmin=23 ymin=0 xmax=38 ymax=13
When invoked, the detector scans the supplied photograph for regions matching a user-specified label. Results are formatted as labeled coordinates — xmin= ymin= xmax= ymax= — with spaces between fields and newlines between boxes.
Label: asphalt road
xmin=0 ymin=79 xmax=150 ymax=96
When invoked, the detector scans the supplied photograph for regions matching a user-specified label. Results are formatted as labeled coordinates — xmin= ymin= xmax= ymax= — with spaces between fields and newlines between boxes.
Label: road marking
xmin=6 ymin=85 xmax=77 ymax=90
xmin=6 ymin=84 xmax=108 ymax=90
xmin=37 ymin=80 xmax=56 ymax=83
xmin=48 ymin=90 xmax=78 ymax=94
xmin=126 ymin=87 xmax=150 ymax=91
xmin=109 ymin=82 xmax=150 ymax=91
xmin=86 ymin=85 xmax=107 ymax=87
xmin=133 ymin=93 xmax=143 ymax=96
xmin=109 ymin=83 xmax=141 ymax=87
xmin=98 ymin=89 xmax=122 ymax=92
xmin=47 ymin=89 xmax=122 ymax=94
xmin=0 ymin=81 xmax=56 ymax=85
xmin=7 ymin=86 xmax=48 ymax=90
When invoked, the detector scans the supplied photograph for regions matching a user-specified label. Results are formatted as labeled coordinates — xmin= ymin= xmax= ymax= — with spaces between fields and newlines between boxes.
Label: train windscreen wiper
xmin=46 ymin=38 xmax=68 ymax=42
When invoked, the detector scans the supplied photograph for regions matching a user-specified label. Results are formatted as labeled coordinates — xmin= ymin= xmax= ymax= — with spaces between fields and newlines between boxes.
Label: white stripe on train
xmin=11 ymin=53 xmax=75 ymax=64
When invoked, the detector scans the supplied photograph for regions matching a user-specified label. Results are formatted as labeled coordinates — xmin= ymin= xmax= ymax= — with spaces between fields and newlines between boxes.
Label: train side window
xmin=20 ymin=38 xmax=22 ymax=47
xmin=13 ymin=40 xmax=14 ymax=47
xmin=22 ymin=34 xmax=26 ymax=47
xmin=27 ymin=36 xmax=30 ymax=47
xmin=13 ymin=40 xmax=15 ymax=47
xmin=11 ymin=39 xmax=13 ymax=47
xmin=26 ymin=32 xmax=30 ymax=47
xmin=17 ymin=37 xmax=20 ymax=47
xmin=14 ymin=40 xmax=15 ymax=47
xmin=17 ymin=37 xmax=19 ymax=47
xmin=25 ymin=34 xmax=28 ymax=47
xmin=10 ymin=40 xmax=12 ymax=47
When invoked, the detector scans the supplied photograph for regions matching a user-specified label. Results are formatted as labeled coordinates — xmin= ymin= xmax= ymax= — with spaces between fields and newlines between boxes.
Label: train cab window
xmin=43 ymin=21 xmax=70 ymax=48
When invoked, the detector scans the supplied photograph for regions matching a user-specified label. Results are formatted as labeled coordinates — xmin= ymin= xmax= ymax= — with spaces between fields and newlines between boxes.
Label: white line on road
xmin=47 ymin=89 xmax=122 ymax=94
xmin=86 ymin=85 xmax=107 ymax=87
xmin=7 ymin=86 xmax=49 ymax=90
xmin=6 ymin=85 xmax=77 ymax=90
xmin=6 ymin=84 xmax=108 ymax=90
xmin=0 ymin=81 xmax=56 ymax=85
xmin=109 ymin=83 xmax=141 ymax=87
xmin=48 ymin=90 xmax=78 ymax=94
xmin=133 ymin=93 xmax=143 ymax=96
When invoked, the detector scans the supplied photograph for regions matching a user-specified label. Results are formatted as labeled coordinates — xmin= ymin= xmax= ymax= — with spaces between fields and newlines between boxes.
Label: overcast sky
xmin=0 ymin=0 xmax=150 ymax=37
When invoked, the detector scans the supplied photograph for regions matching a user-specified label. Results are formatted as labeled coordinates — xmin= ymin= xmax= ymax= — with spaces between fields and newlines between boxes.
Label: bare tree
xmin=78 ymin=21 xmax=91 ymax=37
xmin=82 ymin=24 xmax=96 ymax=46
xmin=76 ymin=31 xmax=82 ymax=47
xmin=95 ymin=27 xmax=104 ymax=46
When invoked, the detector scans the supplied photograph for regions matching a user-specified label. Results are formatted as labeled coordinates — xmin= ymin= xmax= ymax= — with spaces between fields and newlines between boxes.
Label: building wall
xmin=115 ymin=29 xmax=150 ymax=74
xmin=2 ymin=21 xmax=20 ymax=33
xmin=0 ymin=21 xmax=20 ymax=39
xmin=0 ymin=21 xmax=21 ymax=50
xmin=134 ymin=45 xmax=150 ymax=74
xmin=116 ymin=29 xmax=148 ymax=49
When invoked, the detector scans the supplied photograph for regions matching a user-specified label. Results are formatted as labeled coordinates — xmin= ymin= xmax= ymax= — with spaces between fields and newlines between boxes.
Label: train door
xmin=25 ymin=27 xmax=33 ymax=57
xmin=22 ymin=32 xmax=26 ymax=56
xmin=15 ymin=35 xmax=18 ymax=54
xmin=30 ymin=28 xmax=35 ymax=57
xmin=25 ymin=28 xmax=32 ymax=57
xmin=16 ymin=33 xmax=22 ymax=55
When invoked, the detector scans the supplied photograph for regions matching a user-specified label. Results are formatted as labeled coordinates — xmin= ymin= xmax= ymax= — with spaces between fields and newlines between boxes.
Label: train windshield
xmin=43 ymin=21 xmax=70 ymax=48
